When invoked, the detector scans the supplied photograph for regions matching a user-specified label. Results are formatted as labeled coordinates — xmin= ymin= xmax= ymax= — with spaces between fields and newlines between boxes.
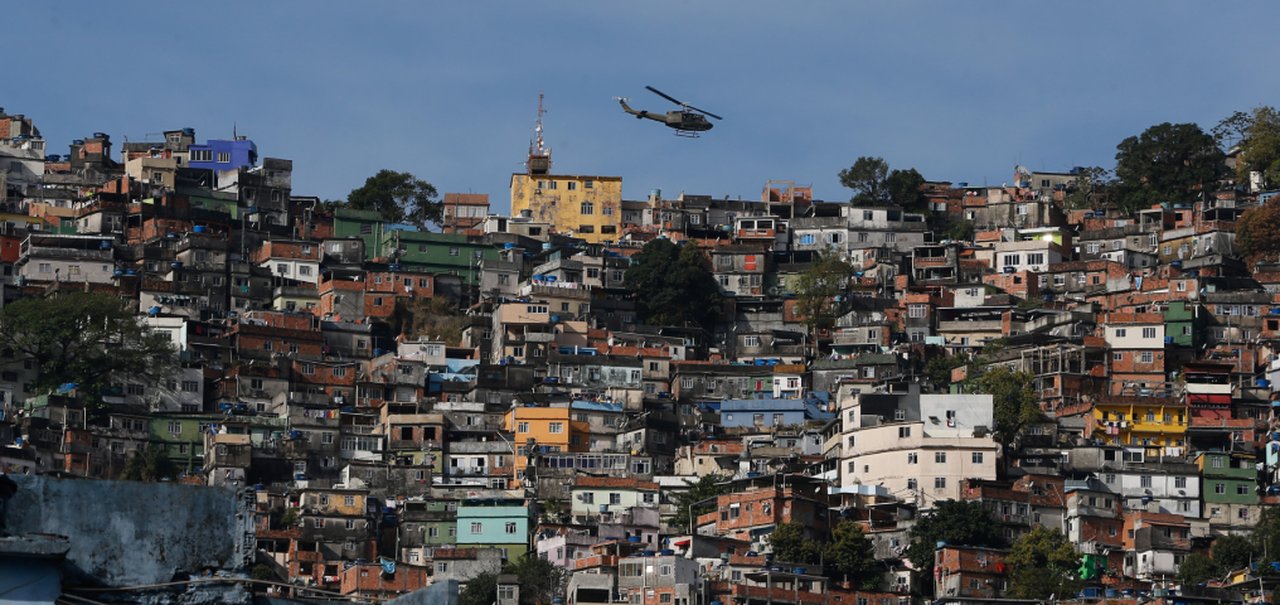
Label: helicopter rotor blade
xmin=645 ymin=86 xmax=685 ymax=107
xmin=685 ymin=105 xmax=723 ymax=120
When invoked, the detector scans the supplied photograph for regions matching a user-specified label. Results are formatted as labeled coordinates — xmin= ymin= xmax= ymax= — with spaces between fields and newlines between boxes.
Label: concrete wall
xmin=8 ymin=475 xmax=254 ymax=587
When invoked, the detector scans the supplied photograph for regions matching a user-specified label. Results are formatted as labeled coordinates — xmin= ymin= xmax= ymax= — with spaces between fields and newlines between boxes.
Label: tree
xmin=1235 ymin=106 xmax=1280 ymax=188
xmin=768 ymin=522 xmax=821 ymax=564
xmin=1006 ymin=527 xmax=1080 ymax=600
xmin=1062 ymin=166 xmax=1114 ymax=210
xmin=460 ymin=556 xmax=568 ymax=605
xmin=1212 ymin=533 xmax=1256 ymax=572
xmin=941 ymin=219 xmax=975 ymax=242
xmin=792 ymin=253 xmax=852 ymax=347
xmin=121 ymin=447 xmax=177 ymax=482
xmin=886 ymin=168 xmax=927 ymax=210
xmin=839 ymin=156 xmax=890 ymax=205
xmin=1238 ymin=197 xmax=1280 ymax=263
xmin=1253 ymin=507 xmax=1280 ymax=566
xmin=624 ymin=239 xmax=720 ymax=330
xmin=459 ymin=571 xmax=498 ymax=605
xmin=1177 ymin=552 xmax=1221 ymax=586
xmin=0 ymin=292 xmax=176 ymax=409
xmin=825 ymin=521 xmax=881 ymax=590
xmin=969 ymin=366 xmax=1043 ymax=447
xmin=344 ymin=169 xmax=441 ymax=229
xmin=906 ymin=500 xmax=1005 ymax=582
xmin=669 ymin=474 xmax=730 ymax=533
xmin=925 ymin=353 xmax=968 ymax=387
xmin=1113 ymin=122 xmax=1223 ymax=214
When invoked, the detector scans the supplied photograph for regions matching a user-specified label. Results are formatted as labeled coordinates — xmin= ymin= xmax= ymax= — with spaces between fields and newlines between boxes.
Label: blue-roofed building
xmin=187 ymin=138 xmax=257 ymax=171
xmin=719 ymin=396 xmax=834 ymax=429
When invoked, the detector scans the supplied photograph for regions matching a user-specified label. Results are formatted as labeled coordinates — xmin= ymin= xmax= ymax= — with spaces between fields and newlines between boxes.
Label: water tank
xmin=147 ymin=306 xmax=161 ymax=316
xmin=627 ymin=535 xmax=641 ymax=543
xmin=659 ymin=549 xmax=674 ymax=556
xmin=193 ymin=225 xmax=207 ymax=234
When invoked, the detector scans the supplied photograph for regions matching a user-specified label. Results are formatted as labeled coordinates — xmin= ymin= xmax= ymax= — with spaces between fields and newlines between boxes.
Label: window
xmin=743 ymin=335 xmax=761 ymax=348
xmin=907 ymin=453 xmax=918 ymax=464
xmin=934 ymin=477 xmax=946 ymax=489
xmin=1113 ymin=352 xmax=1123 ymax=362
xmin=1140 ymin=475 xmax=1152 ymax=488
xmin=470 ymin=522 xmax=483 ymax=534
xmin=972 ymin=452 xmax=984 ymax=464
xmin=1237 ymin=484 xmax=1250 ymax=496
xmin=1174 ymin=476 xmax=1187 ymax=489
xmin=168 ymin=421 xmax=182 ymax=436
xmin=908 ymin=304 xmax=927 ymax=318
xmin=898 ymin=426 xmax=911 ymax=438
xmin=935 ymin=452 xmax=947 ymax=463
xmin=799 ymin=234 xmax=816 ymax=245
xmin=217 ymin=152 xmax=231 ymax=163
xmin=517 ymin=422 xmax=529 ymax=433
xmin=1142 ymin=327 xmax=1157 ymax=339
xmin=1026 ymin=252 xmax=1045 ymax=266
xmin=609 ymin=493 xmax=622 ymax=505
xmin=1140 ymin=351 xmax=1153 ymax=364
xmin=580 ymin=202 xmax=594 ymax=215
xmin=907 ymin=478 xmax=918 ymax=490
xmin=505 ymin=522 xmax=517 ymax=534
xmin=1114 ymin=328 xmax=1126 ymax=338
xmin=548 ymin=422 xmax=564 ymax=434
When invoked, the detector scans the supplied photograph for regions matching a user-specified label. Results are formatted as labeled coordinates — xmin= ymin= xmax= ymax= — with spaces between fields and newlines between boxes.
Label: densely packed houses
xmin=3 ymin=105 xmax=1280 ymax=604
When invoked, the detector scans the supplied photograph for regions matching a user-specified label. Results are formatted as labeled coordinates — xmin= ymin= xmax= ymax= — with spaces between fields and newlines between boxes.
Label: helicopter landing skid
xmin=674 ymin=130 xmax=700 ymax=138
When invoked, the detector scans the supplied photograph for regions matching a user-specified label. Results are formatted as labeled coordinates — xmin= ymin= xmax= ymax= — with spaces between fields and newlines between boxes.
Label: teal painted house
xmin=454 ymin=499 xmax=529 ymax=559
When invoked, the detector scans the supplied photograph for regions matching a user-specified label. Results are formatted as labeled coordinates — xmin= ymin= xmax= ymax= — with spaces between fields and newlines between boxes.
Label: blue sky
xmin=8 ymin=2 xmax=1280 ymax=211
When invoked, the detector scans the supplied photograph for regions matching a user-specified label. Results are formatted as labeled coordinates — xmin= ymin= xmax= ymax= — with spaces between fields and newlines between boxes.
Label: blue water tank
xmin=1258 ymin=379 xmax=1272 ymax=388
xmin=171 ymin=261 xmax=183 ymax=269
xmin=147 ymin=306 xmax=161 ymax=316
xmin=627 ymin=536 xmax=641 ymax=543
xmin=193 ymin=225 xmax=207 ymax=234
xmin=660 ymin=549 xmax=674 ymax=556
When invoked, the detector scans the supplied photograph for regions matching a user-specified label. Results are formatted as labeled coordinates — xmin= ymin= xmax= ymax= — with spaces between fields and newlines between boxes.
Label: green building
xmin=1197 ymin=451 xmax=1258 ymax=506
xmin=148 ymin=414 xmax=222 ymax=472
xmin=381 ymin=230 xmax=500 ymax=285
xmin=1164 ymin=301 xmax=1203 ymax=348
xmin=333 ymin=207 xmax=390 ymax=257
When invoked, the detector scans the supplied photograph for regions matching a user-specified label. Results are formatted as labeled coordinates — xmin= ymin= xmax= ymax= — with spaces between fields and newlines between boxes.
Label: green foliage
xmin=1113 ymin=122 xmax=1223 ymax=214
xmin=839 ymin=157 xmax=927 ymax=209
xmin=793 ymin=253 xmax=852 ymax=340
xmin=0 ymin=292 xmax=175 ymax=409
xmin=121 ymin=447 xmax=176 ymax=482
xmin=839 ymin=156 xmax=889 ymax=205
xmin=1212 ymin=533 xmax=1255 ymax=572
xmin=344 ymin=169 xmax=441 ymax=229
xmin=251 ymin=564 xmax=277 ymax=582
xmin=886 ymin=168 xmax=927 ymax=210
xmin=624 ymin=239 xmax=721 ymax=330
xmin=1062 ymin=166 xmax=1114 ymax=210
xmin=1234 ymin=106 xmax=1280 ymax=187
xmin=925 ymin=354 xmax=968 ymax=387
xmin=969 ymin=366 xmax=1043 ymax=446
xmin=906 ymin=500 xmax=1005 ymax=581
xmin=669 ymin=474 xmax=730 ymax=533
xmin=941 ymin=219 xmax=974 ymax=242
xmin=1253 ymin=507 xmax=1280 ymax=565
xmin=1006 ymin=527 xmax=1080 ymax=600
xmin=280 ymin=508 xmax=299 ymax=529
xmin=460 ymin=555 xmax=568 ymax=605
xmin=769 ymin=522 xmax=822 ymax=564
xmin=1239 ymin=198 xmax=1280 ymax=263
xmin=460 ymin=571 xmax=498 ymax=605
xmin=1177 ymin=552 xmax=1221 ymax=586
xmin=825 ymin=521 xmax=882 ymax=590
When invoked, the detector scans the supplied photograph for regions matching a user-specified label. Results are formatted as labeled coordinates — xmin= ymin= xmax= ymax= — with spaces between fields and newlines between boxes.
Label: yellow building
xmin=504 ymin=405 xmax=589 ymax=478
xmin=1091 ymin=396 xmax=1187 ymax=451
xmin=508 ymin=96 xmax=623 ymax=244
xmin=510 ymin=173 xmax=623 ymax=243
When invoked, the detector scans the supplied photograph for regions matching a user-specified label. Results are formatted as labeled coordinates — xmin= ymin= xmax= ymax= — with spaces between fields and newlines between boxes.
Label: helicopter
xmin=617 ymin=86 xmax=722 ymax=137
